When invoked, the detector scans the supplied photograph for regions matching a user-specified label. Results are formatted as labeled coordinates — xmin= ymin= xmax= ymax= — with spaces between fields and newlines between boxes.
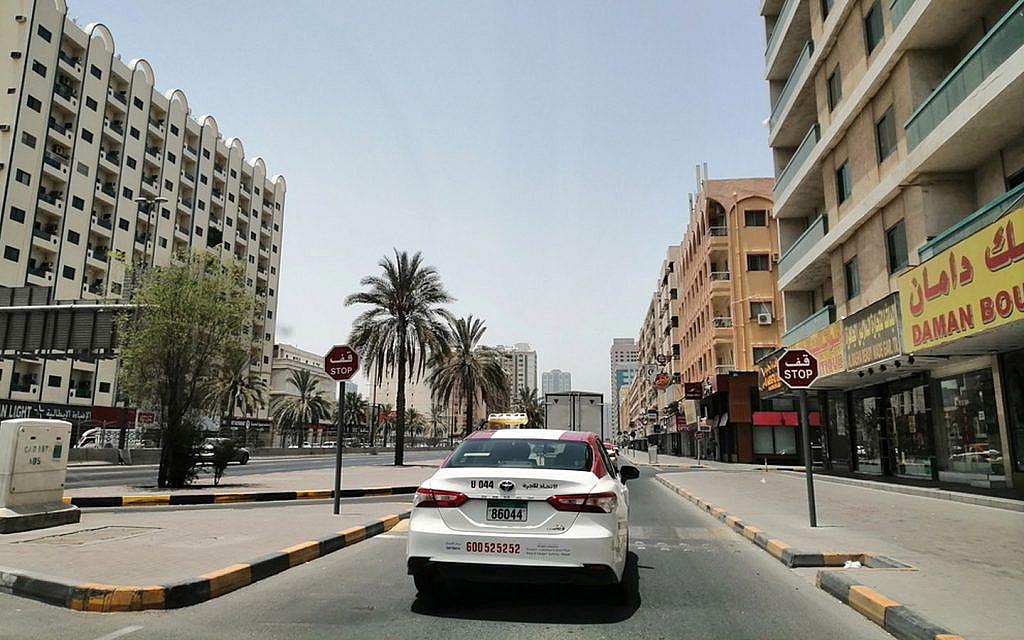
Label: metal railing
xmin=781 ymin=304 xmax=834 ymax=346
xmin=770 ymin=40 xmax=814 ymax=129
xmin=712 ymin=316 xmax=733 ymax=328
xmin=708 ymin=226 xmax=728 ymax=237
xmin=765 ymin=0 xmax=799 ymax=63
xmin=905 ymin=0 xmax=1024 ymax=150
xmin=918 ymin=182 xmax=1024 ymax=259
xmin=778 ymin=213 xmax=828 ymax=277
xmin=775 ymin=123 xmax=820 ymax=198
xmin=710 ymin=271 xmax=730 ymax=281
xmin=54 ymin=83 xmax=75 ymax=101
xmin=889 ymin=0 xmax=917 ymax=28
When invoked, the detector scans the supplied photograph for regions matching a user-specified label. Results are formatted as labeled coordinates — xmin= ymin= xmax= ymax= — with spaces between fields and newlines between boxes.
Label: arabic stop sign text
xmin=777 ymin=349 xmax=819 ymax=389
xmin=324 ymin=345 xmax=360 ymax=381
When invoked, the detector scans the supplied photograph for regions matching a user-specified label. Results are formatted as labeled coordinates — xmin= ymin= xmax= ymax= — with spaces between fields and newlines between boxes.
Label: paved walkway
xmin=623 ymin=449 xmax=1024 ymax=640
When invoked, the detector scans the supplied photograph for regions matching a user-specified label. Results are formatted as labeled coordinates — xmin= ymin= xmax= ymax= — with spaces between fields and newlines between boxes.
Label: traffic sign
xmin=777 ymin=349 xmax=818 ymax=389
xmin=696 ymin=432 xmax=705 ymax=440
xmin=655 ymin=354 xmax=668 ymax=366
xmin=324 ymin=345 xmax=360 ymax=381
xmin=653 ymin=371 xmax=671 ymax=389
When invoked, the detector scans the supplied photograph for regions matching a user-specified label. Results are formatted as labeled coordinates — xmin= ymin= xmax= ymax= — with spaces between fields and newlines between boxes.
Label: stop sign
xmin=324 ymin=345 xmax=359 ymax=381
xmin=777 ymin=349 xmax=819 ymax=389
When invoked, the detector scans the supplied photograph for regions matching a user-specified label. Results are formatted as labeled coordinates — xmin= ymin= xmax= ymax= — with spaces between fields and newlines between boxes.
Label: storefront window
xmin=1000 ymin=351 xmax=1024 ymax=473
xmin=826 ymin=391 xmax=851 ymax=472
xmin=889 ymin=383 xmax=932 ymax=479
xmin=933 ymin=369 xmax=1004 ymax=482
xmin=853 ymin=392 xmax=882 ymax=475
xmin=752 ymin=426 xmax=797 ymax=455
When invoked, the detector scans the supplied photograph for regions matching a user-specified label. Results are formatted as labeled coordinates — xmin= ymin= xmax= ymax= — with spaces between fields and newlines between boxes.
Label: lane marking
xmin=92 ymin=626 xmax=143 ymax=640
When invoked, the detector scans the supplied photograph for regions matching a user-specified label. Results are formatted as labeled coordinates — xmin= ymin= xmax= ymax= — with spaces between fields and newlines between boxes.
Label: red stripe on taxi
xmin=466 ymin=430 xmax=496 ymax=440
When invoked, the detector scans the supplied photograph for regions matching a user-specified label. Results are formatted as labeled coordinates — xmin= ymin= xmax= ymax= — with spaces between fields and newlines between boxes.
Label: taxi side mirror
xmin=619 ymin=465 xmax=640 ymax=482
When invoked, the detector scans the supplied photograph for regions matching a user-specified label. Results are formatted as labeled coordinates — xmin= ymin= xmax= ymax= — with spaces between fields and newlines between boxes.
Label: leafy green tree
xmin=377 ymin=404 xmax=395 ymax=447
xmin=210 ymin=438 xmax=239 ymax=486
xmin=331 ymin=391 xmax=368 ymax=443
xmin=406 ymin=407 xmax=426 ymax=445
xmin=117 ymin=252 xmax=253 ymax=488
xmin=515 ymin=386 xmax=545 ymax=428
xmin=271 ymin=369 xmax=331 ymax=447
xmin=427 ymin=315 xmax=509 ymax=438
xmin=429 ymin=403 xmax=448 ymax=443
xmin=346 ymin=250 xmax=453 ymax=465
xmin=203 ymin=347 xmax=268 ymax=446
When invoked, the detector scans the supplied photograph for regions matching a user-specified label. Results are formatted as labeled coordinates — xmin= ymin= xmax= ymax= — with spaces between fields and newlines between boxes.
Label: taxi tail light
xmin=413 ymin=487 xmax=468 ymax=508
xmin=546 ymin=492 xmax=617 ymax=513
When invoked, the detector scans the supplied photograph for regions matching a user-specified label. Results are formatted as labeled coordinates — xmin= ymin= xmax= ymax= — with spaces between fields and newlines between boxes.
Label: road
xmin=65 ymin=450 xmax=444 ymax=488
xmin=1 ymin=468 xmax=890 ymax=639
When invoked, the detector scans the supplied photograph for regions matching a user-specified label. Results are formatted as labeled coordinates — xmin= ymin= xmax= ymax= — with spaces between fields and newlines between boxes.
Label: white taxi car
xmin=406 ymin=428 xmax=640 ymax=599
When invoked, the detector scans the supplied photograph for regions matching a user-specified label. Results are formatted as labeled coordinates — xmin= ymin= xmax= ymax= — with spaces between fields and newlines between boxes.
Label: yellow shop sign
xmin=899 ymin=204 xmax=1024 ymax=350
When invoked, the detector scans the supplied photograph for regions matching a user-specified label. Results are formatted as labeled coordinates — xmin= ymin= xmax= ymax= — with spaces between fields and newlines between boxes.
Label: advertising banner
xmin=898 ymin=204 xmax=1024 ymax=351
xmin=795 ymin=321 xmax=845 ymax=377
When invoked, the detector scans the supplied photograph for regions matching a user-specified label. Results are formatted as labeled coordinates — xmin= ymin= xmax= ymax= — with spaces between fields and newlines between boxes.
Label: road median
xmin=63 ymin=486 xmax=419 ymax=508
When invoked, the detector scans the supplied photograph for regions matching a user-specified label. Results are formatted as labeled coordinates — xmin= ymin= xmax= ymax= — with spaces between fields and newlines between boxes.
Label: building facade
xmin=762 ymin=0 xmax=1024 ymax=495
xmin=608 ymin=337 xmax=639 ymax=435
xmin=270 ymin=344 xmax=348 ymax=447
xmin=541 ymin=369 xmax=572 ymax=395
xmin=497 ymin=343 xmax=538 ymax=399
xmin=0 ymin=0 xmax=285 ymax=438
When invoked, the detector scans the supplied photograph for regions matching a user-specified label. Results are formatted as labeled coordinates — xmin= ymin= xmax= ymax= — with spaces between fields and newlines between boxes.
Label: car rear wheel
xmin=239 ymin=452 xmax=249 ymax=465
xmin=413 ymin=570 xmax=443 ymax=600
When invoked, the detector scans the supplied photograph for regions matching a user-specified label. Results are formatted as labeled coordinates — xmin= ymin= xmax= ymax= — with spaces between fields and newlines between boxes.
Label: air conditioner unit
xmin=771 ymin=252 xmax=780 ymax=263
xmin=15 ymin=15 xmax=27 ymax=23
xmin=0 ymin=124 xmax=9 ymax=131
xmin=757 ymin=312 xmax=773 ymax=325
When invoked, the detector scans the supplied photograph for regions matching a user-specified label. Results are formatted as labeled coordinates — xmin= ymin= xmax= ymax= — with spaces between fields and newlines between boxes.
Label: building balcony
xmin=9 ymin=383 xmax=39 ymax=399
xmin=918 ymin=182 xmax=1024 ymax=260
xmin=104 ymin=117 xmax=125 ymax=137
xmin=108 ymin=88 xmax=127 ymax=111
xmin=773 ymin=123 xmax=819 ymax=210
xmin=91 ymin=214 xmax=113 ymax=235
xmin=781 ymin=303 xmax=833 ymax=347
xmin=31 ymin=226 xmax=59 ymax=249
xmin=181 ymin=170 xmax=195 ymax=185
xmin=69 ymin=386 xmax=93 ymax=401
xmin=764 ymin=0 xmax=809 ymax=81
xmin=57 ymin=49 xmax=82 ymax=74
xmin=95 ymin=183 xmax=115 ymax=205
xmin=715 ymin=364 xmax=736 ymax=375
xmin=174 ymin=225 xmax=189 ymax=240
xmin=178 ymin=197 xmax=192 ymax=212
xmin=712 ymin=316 xmax=733 ymax=329
xmin=53 ymin=82 xmax=77 ymax=108
xmin=98 ymin=151 xmax=120 ymax=171
xmin=86 ymin=246 xmax=108 ymax=266
xmin=905 ymin=0 xmax=1024 ymax=151
xmin=141 ymin=175 xmax=159 ymax=196
xmin=184 ymin=144 xmax=198 ymax=158
xmin=27 ymin=264 xmax=54 ymax=283
xmin=42 ymin=151 xmax=69 ymax=179
xmin=47 ymin=119 xmax=74 ymax=143
xmin=769 ymin=39 xmax=814 ymax=139
xmin=37 ymin=190 xmax=63 ymax=214
xmin=82 ymin=280 xmax=104 ymax=296
xmin=778 ymin=213 xmax=826 ymax=280
xmin=148 ymin=118 xmax=165 ymax=135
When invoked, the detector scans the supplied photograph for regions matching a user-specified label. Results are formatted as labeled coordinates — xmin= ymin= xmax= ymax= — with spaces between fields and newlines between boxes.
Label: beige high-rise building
xmin=0 ymin=1 xmax=284 ymax=432
xmin=762 ymin=0 xmax=1024 ymax=494
xmin=497 ymin=343 xmax=538 ymax=399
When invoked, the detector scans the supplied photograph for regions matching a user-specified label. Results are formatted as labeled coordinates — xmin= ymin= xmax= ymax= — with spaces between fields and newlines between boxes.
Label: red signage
xmin=324 ymin=345 xmax=360 ymax=381
xmin=683 ymin=382 xmax=703 ymax=399
xmin=777 ymin=349 xmax=819 ymax=389
xmin=653 ymin=371 xmax=671 ymax=389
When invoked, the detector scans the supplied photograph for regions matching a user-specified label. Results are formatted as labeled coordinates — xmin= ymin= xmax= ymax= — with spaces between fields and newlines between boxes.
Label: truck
xmin=543 ymin=391 xmax=606 ymax=440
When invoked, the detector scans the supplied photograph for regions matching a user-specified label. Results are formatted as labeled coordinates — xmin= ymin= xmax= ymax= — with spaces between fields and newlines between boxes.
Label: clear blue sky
xmin=76 ymin=1 xmax=772 ymax=398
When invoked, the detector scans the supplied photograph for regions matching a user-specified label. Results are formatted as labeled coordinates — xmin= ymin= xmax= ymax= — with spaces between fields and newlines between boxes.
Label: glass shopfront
xmin=825 ymin=391 xmax=851 ymax=472
xmin=852 ymin=389 xmax=883 ymax=474
xmin=888 ymin=377 xmax=933 ymax=479
xmin=932 ymin=369 xmax=1004 ymax=483
xmin=1000 ymin=350 xmax=1024 ymax=473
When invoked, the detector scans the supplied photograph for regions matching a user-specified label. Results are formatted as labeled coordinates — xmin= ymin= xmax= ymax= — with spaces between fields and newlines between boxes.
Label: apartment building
xmin=497 ymin=343 xmax=538 ymax=399
xmin=608 ymin=338 xmax=639 ymax=435
xmin=0 ymin=1 xmax=285 ymax=436
xmin=763 ymin=0 xmax=1024 ymax=494
xmin=678 ymin=169 xmax=779 ymax=462
xmin=541 ymin=369 xmax=572 ymax=395
xmin=269 ymin=344 xmax=349 ymax=447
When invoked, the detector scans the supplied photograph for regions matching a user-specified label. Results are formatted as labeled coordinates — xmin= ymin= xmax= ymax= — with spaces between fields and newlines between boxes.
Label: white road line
xmin=92 ymin=626 xmax=143 ymax=640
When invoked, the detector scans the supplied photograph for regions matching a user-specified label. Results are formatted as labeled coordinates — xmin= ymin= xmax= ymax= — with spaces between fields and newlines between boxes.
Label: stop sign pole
xmin=325 ymin=345 xmax=360 ymax=515
xmin=778 ymin=349 xmax=819 ymax=528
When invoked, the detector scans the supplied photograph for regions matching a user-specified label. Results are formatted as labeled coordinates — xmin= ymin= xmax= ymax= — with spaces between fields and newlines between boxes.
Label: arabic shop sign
xmin=759 ymin=352 xmax=783 ymax=393
xmin=843 ymin=293 xmax=902 ymax=369
xmin=794 ymin=321 xmax=845 ymax=377
xmin=899 ymin=205 xmax=1024 ymax=350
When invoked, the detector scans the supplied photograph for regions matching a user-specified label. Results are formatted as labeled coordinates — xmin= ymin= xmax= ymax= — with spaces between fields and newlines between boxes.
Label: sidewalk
xmin=624 ymin=450 xmax=1024 ymax=640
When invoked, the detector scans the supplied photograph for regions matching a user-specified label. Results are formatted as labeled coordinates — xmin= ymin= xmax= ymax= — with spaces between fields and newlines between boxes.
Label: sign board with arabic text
xmin=843 ymin=293 xmax=902 ymax=369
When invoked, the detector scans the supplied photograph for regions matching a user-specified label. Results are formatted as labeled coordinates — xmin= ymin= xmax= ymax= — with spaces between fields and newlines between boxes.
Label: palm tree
xmin=346 ymin=250 xmax=454 ymax=465
xmin=427 ymin=315 xmax=509 ymax=438
xmin=406 ymin=407 xmax=426 ymax=446
xmin=377 ymin=403 xmax=395 ymax=447
xmin=332 ymin=391 xmax=368 ymax=443
xmin=429 ymin=403 xmax=447 ymax=444
xmin=202 ymin=348 xmax=268 ymax=446
xmin=271 ymin=369 xmax=331 ymax=447
xmin=515 ymin=386 xmax=544 ymax=429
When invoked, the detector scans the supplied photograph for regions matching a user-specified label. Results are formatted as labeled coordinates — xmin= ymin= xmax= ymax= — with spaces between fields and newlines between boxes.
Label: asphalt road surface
xmin=65 ymin=450 xmax=445 ymax=488
xmin=1 ymin=468 xmax=891 ymax=640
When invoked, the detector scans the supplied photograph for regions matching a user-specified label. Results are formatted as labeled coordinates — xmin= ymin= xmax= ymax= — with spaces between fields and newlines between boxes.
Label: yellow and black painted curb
xmin=62 ymin=486 xmax=418 ymax=508
xmin=0 ymin=512 xmax=409 ymax=612
xmin=654 ymin=475 xmax=963 ymax=640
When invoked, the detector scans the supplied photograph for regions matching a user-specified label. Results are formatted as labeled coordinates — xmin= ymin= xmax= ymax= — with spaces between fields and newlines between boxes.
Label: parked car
xmin=197 ymin=438 xmax=250 ymax=465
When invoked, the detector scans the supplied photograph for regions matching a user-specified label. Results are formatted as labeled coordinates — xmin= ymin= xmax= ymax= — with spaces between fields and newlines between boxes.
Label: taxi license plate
xmin=486 ymin=499 xmax=527 ymax=522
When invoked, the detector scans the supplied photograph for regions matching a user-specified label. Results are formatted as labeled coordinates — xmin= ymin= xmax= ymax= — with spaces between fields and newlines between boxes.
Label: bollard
xmin=648 ymin=444 xmax=658 ymax=464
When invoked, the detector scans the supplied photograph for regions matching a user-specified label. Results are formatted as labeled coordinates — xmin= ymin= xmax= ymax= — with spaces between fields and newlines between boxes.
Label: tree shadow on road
xmin=410 ymin=552 xmax=642 ymax=623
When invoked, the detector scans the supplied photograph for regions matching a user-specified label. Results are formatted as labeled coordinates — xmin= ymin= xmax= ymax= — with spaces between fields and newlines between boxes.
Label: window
xmin=835 ymin=161 xmax=851 ymax=204
xmin=32 ymin=60 xmax=46 ymax=77
xmin=200 ymin=175 xmax=208 ymax=184
xmin=274 ymin=223 xmax=279 ymax=231
xmin=821 ymin=0 xmax=834 ymax=18
xmin=267 ymin=310 xmax=273 ymax=319
xmin=195 ymin=226 xmax=203 ymax=236
xmin=886 ymin=220 xmax=908 ymax=273
xmin=111 ymin=282 xmax=122 ymax=295
xmin=76 ymin=162 xmax=89 ymax=176
xmin=118 ymin=218 xmax=129 ymax=230
xmin=263 ymin=356 xmax=270 ymax=365
xmin=48 ymin=375 xmax=62 ymax=388
xmin=270 ymin=266 xmax=276 ymax=275
xmin=37 ymin=25 xmax=52 ymax=42
xmin=71 ymin=196 xmax=84 ymax=210
xmin=198 ymin=200 xmax=205 ymax=210
xmin=124 ymin=156 xmax=136 ymax=170
xmin=81 ymin=129 xmax=93 ymax=143
xmin=3 ymin=246 xmax=19 ymax=261
xmin=21 ymin=131 xmax=36 ymax=148
xmin=85 ymin=95 xmax=97 ymax=111
xmin=750 ymin=300 xmax=773 ymax=318
xmin=26 ymin=95 xmax=42 ymax=112
xmin=228 ymin=193 xmax=235 ymax=202
xmin=164 ymin=179 xmax=173 ymax=189
xmin=226 ymin=217 xmax=233 ymax=226
xmin=10 ymin=206 xmax=26 ymax=223
xmin=62 ymin=265 xmax=75 ymax=280
xmin=747 ymin=254 xmax=770 ymax=271
xmin=272 ymin=244 xmax=278 ymax=253
xmin=130 ymin=126 xmax=140 ymax=139
xmin=876 ymin=106 xmax=897 ymax=162
xmin=744 ymin=209 xmax=767 ymax=226
xmin=753 ymin=346 xmax=775 ymax=364
xmin=67 ymin=229 xmax=80 ymax=244
xmin=826 ymin=67 xmax=842 ymax=112
xmin=230 ymin=168 xmax=237 ymax=178
xmin=250 ymin=231 xmax=257 ymax=240
xmin=15 ymin=169 xmax=30 ymax=185
xmin=122 ymin=187 xmax=133 ymax=199
xmin=844 ymin=256 xmax=860 ymax=299
xmin=202 ymin=148 xmax=210 ymax=159
xmin=753 ymin=425 xmax=798 ymax=455
xmin=248 ymin=255 xmax=255 ymax=264
xmin=269 ymin=287 xmax=275 ymax=297
xmin=864 ymin=2 xmax=884 ymax=54
xmin=133 ymin=97 xmax=144 ymax=109
xmin=170 ymin=124 xmax=179 ymax=136
xmin=159 ymin=237 xmax=168 ymax=248
xmin=90 ymin=64 xmax=102 ymax=79
xmin=99 ymin=382 xmax=111 ymax=393
xmin=161 ymin=207 xmax=170 ymax=219
xmin=167 ymin=152 xmax=176 ymax=164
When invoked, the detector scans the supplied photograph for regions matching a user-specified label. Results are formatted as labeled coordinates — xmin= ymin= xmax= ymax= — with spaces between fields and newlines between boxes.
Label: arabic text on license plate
xmin=486 ymin=499 xmax=527 ymax=522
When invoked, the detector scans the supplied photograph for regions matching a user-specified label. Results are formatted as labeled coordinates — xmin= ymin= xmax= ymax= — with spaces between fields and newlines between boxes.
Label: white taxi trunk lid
xmin=428 ymin=468 xmax=598 ymax=535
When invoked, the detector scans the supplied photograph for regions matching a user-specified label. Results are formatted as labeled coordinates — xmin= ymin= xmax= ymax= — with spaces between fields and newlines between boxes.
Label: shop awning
xmin=752 ymin=411 xmax=821 ymax=427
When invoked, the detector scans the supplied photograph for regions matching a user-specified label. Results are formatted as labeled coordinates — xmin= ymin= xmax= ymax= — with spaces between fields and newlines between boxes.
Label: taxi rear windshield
xmin=445 ymin=439 xmax=593 ymax=471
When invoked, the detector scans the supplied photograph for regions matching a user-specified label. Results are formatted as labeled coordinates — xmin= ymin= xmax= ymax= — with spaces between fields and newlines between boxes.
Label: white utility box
xmin=0 ymin=419 xmax=80 ymax=533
